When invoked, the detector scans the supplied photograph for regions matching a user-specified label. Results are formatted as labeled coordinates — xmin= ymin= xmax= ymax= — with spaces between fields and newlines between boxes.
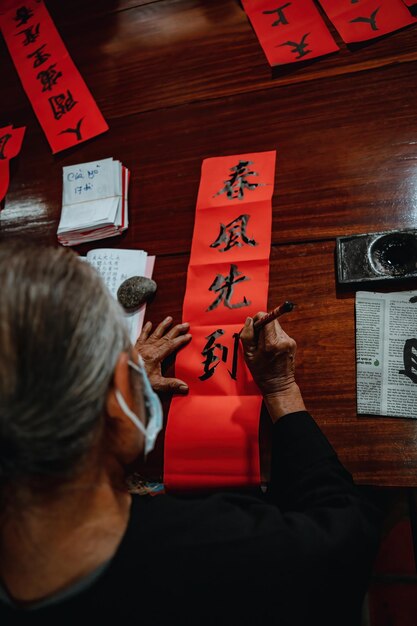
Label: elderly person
xmin=0 ymin=245 xmax=380 ymax=625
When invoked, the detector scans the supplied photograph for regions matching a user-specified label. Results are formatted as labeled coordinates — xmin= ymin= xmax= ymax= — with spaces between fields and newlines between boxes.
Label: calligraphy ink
xmin=399 ymin=338 xmax=417 ymax=384
xmin=278 ymin=33 xmax=311 ymax=59
xmin=210 ymin=214 xmax=257 ymax=252
xmin=59 ymin=117 xmax=84 ymax=141
xmin=263 ymin=4 xmax=292 ymax=26
xmin=214 ymin=160 xmax=262 ymax=200
xmin=350 ymin=8 xmax=380 ymax=31
xmin=207 ymin=264 xmax=251 ymax=311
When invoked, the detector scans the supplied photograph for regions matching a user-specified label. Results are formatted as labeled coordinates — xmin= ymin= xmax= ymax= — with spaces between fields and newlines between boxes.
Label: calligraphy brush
xmin=253 ymin=300 xmax=295 ymax=332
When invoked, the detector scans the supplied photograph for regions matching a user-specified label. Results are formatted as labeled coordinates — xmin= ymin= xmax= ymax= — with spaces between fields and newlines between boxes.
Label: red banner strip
xmin=164 ymin=151 xmax=276 ymax=491
xmin=318 ymin=0 xmax=416 ymax=43
xmin=242 ymin=0 xmax=339 ymax=67
xmin=0 ymin=2 xmax=108 ymax=153
xmin=0 ymin=124 xmax=26 ymax=203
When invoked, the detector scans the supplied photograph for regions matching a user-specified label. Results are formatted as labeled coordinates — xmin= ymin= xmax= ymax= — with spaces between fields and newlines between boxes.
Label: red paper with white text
xmin=0 ymin=1 xmax=108 ymax=153
xmin=164 ymin=151 xmax=276 ymax=491
xmin=242 ymin=0 xmax=339 ymax=66
xmin=318 ymin=0 xmax=416 ymax=43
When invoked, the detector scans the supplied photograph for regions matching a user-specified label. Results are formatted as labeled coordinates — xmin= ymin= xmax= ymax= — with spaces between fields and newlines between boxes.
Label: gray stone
xmin=117 ymin=276 xmax=157 ymax=311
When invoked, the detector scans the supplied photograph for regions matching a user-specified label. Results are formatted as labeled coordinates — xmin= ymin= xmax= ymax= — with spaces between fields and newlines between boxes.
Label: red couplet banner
xmin=318 ymin=0 xmax=416 ymax=43
xmin=0 ymin=2 xmax=108 ymax=153
xmin=242 ymin=0 xmax=339 ymax=66
xmin=0 ymin=125 xmax=26 ymax=203
xmin=164 ymin=151 xmax=276 ymax=491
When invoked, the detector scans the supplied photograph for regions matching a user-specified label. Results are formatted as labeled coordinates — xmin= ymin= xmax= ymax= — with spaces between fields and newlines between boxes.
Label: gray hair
xmin=0 ymin=243 xmax=130 ymax=489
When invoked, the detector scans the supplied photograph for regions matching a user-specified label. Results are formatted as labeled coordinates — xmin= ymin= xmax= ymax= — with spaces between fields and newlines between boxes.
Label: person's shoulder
xmin=131 ymin=491 xmax=280 ymax=548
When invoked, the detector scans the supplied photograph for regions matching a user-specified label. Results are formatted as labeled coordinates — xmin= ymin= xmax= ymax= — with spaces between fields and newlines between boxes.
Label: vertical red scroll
xmin=318 ymin=0 xmax=416 ymax=43
xmin=242 ymin=0 xmax=339 ymax=67
xmin=164 ymin=151 xmax=276 ymax=491
xmin=0 ymin=2 xmax=108 ymax=153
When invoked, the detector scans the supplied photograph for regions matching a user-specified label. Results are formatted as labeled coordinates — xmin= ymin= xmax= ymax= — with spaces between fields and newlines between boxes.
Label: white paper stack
xmin=58 ymin=158 xmax=129 ymax=246
xmin=85 ymin=248 xmax=155 ymax=344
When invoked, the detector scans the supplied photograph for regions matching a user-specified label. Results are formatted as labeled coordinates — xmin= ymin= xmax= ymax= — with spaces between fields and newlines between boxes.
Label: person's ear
xmin=104 ymin=352 xmax=145 ymax=465
xmin=106 ymin=351 xmax=132 ymax=420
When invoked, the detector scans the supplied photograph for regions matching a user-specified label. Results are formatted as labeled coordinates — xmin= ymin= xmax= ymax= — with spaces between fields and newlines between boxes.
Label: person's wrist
xmin=263 ymin=383 xmax=306 ymax=423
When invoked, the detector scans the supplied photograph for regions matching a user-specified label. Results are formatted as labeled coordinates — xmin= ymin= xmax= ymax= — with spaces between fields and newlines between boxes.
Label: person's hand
xmin=135 ymin=316 xmax=191 ymax=394
xmin=240 ymin=313 xmax=305 ymax=421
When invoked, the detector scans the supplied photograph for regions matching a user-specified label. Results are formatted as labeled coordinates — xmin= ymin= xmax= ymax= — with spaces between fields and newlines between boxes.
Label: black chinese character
xmin=59 ymin=117 xmax=84 ymax=142
xmin=214 ymin=160 xmax=262 ymax=200
xmin=13 ymin=6 xmax=34 ymax=26
xmin=0 ymin=133 xmax=12 ymax=159
xmin=37 ymin=63 xmax=62 ymax=92
xmin=199 ymin=329 xmax=240 ymax=381
xmin=263 ymin=3 xmax=291 ymax=27
xmin=210 ymin=214 xmax=257 ymax=253
xmin=27 ymin=43 xmax=51 ymax=68
xmin=399 ymin=338 xmax=417 ymax=384
xmin=0 ymin=134 xmax=12 ymax=160
xmin=350 ymin=8 xmax=380 ymax=31
xmin=48 ymin=90 xmax=78 ymax=120
xmin=16 ymin=23 xmax=40 ymax=46
xmin=207 ymin=263 xmax=251 ymax=311
xmin=279 ymin=33 xmax=311 ymax=59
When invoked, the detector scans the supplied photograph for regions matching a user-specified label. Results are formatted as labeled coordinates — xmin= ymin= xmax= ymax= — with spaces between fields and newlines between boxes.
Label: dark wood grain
xmin=1 ymin=0 xmax=417 ymax=486
xmin=2 ymin=0 xmax=417 ymax=121
xmin=2 ymin=61 xmax=417 ymax=255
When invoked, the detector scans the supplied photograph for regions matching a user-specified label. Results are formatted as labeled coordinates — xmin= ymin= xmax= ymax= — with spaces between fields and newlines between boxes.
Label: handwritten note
xmin=58 ymin=158 xmax=129 ymax=246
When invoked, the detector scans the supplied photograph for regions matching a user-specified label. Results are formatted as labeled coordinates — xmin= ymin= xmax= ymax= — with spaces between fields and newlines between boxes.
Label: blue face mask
xmin=114 ymin=354 xmax=163 ymax=457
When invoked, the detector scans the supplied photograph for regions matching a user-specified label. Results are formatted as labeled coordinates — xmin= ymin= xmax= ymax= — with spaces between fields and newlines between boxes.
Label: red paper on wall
xmin=318 ymin=0 xmax=416 ymax=43
xmin=0 ymin=124 xmax=26 ymax=203
xmin=0 ymin=1 xmax=108 ymax=153
xmin=242 ymin=0 xmax=339 ymax=67
xmin=164 ymin=151 xmax=276 ymax=492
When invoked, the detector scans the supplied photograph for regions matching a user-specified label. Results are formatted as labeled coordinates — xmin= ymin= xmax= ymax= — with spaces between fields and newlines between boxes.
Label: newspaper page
xmin=356 ymin=290 xmax=417 ymax=418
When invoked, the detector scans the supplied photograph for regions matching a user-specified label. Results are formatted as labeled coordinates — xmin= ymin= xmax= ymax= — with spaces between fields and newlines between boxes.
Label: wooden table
xmin=1 ymin=0 xmax=417 ymax=486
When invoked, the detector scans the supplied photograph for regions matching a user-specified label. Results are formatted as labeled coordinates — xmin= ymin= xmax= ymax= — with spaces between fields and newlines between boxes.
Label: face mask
xmin=114 ymin=354 xmax=163 ymax=457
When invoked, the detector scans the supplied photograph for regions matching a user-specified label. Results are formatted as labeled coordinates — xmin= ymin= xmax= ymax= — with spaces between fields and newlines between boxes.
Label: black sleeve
xmin=263 ymin=411 xmax=382 ymax=626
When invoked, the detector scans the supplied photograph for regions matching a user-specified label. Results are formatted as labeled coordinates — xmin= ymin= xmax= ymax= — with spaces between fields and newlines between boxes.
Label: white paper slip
xmin=58 ymin=158 xmax=129 ymax=247
xmin=62 ymin=158 xmax=119 ymax=206
xmin=86 ymin=248 xmax=155 ymax=344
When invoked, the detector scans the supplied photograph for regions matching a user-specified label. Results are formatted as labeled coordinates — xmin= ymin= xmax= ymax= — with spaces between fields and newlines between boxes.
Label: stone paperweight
xmin=117 ymin=276 xmax=157 ymax=311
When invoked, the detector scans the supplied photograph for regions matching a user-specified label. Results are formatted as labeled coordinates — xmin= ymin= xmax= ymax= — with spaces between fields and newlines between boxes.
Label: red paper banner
xmin=242 ymin=0 xmax=339 ymax=67
xmin=318 ymin=0 xmax=416 ymax=43
xmin=402 ymin=0 xmax=416 ymax=7
xmin=0 ymin=124 xmax=26 ymax=203
xmin=0 ymin=1 xmax=108 ymax=153
xmin=164 ymin=151 xmax=276 ymax=491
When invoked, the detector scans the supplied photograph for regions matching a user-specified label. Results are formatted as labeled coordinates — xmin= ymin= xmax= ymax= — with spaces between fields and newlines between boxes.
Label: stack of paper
xmin=85 ymin=248 xmax=155 ymax=344
xmin=58 ymin=158 xmax=129 ymax=246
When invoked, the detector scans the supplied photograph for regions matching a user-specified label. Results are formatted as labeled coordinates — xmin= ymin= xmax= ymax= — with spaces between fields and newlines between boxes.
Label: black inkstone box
xmin=336 ymin=229 xmax=417 ymax=284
